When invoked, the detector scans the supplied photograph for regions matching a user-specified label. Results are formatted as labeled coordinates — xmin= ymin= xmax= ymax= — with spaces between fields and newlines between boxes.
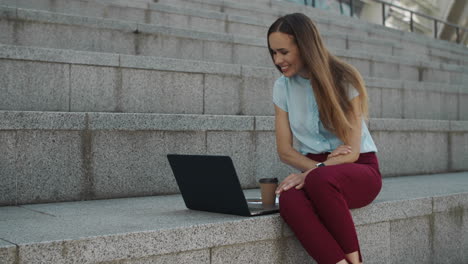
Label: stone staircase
xmin=0 ymin=0 xmax=467 ymax=263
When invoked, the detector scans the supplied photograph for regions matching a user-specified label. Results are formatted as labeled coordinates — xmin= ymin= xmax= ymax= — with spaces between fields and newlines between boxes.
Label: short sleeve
xmin=273 ymin=77 xmax=288 ymax=112
xmin=347 ymin=83 xmax=359 ymax=100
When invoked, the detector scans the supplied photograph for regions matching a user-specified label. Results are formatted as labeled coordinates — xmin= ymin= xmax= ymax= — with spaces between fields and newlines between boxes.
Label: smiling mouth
xmin=280 ymin=66 xmax=289 ymax=72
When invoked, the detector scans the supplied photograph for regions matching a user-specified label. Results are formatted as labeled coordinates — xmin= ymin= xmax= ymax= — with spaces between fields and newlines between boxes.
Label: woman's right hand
xmin=275 ymin=168 xmax=314 ymax=195
xmin=327 ymin=145 xmax=352 ymax=159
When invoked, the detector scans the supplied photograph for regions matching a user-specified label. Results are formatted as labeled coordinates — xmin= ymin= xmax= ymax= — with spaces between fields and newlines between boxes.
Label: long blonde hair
xmin=268 ymin=13 xmax=368 ymax=144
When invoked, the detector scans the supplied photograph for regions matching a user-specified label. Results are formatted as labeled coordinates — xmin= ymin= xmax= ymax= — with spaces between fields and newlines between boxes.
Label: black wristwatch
xmin=315 ymin=162 xmax=326 ymax=168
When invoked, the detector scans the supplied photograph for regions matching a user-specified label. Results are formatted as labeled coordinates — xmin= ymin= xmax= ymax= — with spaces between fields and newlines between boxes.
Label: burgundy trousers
xmin=279 ymin=152 xmax=382 ymax=264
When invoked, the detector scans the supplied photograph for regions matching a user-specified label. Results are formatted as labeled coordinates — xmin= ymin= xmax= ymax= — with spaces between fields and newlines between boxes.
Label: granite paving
xmin=0 ymin=172 xmax=467 ymax=247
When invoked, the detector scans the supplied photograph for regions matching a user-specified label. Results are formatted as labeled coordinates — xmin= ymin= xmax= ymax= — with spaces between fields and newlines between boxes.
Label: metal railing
xmin=303 ymin=0 xmax=467 ymax=44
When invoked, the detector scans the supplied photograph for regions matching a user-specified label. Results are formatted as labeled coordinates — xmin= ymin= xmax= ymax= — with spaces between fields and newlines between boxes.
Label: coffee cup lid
xmin=259 ymin=178 xmax=278 ymax=183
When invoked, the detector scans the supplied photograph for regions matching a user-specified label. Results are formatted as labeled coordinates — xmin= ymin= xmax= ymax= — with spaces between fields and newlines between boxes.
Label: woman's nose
xmin=274 ymin=54 xmax=283 ymax=65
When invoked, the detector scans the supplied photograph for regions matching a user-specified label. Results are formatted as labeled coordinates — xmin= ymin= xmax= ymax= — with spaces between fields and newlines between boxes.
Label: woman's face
xmin=268 ymin=32 xmax=308 ymax=78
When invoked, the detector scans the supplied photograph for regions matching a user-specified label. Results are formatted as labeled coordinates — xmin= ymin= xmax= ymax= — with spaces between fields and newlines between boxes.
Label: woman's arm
xmin=275 ymin=105 xmax=319 ymax=171
xmin=275 ymin=105 xmax=321 ymax=194
xmin=324 ymin=96 xmax=363 ymax=165
xmin=274 ymin=96 xmax=364 ymax=194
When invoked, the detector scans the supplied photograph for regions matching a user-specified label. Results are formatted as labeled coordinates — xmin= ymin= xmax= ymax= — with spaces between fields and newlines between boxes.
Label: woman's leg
xmin=280 ymin=153 xmax=381 ymax=263
xmin=279 ymin=188 xmax=348 ymax=264
xmin=302 ymin=162 xmax=382 ymax=262
xmin=346 ymin=251 xmax=361 ymax=264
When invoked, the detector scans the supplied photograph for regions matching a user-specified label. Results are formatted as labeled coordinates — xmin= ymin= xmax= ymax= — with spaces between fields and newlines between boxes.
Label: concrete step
xmin=0 ymin=5 xmax=433 ymax=67
xmin=1 ymin=172 xmax=468 ymax=263
xmin=0 ymin=0 xmax=426 ymax=65
xmin=0 ymin=0 xmax=271 ymax=39
xmin=0 ymin=0 xmax=359 ymax=41
xmin=0 ymin=45 xmax=466 ymax=120
xmin=0 ymin=4 xmax=468 ymax=66
xmin=1 ymin=110 xmax=467 ymax=205
xmin=7 ymin=0 xmax=468 ymax=65
xmin=152 ymin=0 xmax=468 ymax=63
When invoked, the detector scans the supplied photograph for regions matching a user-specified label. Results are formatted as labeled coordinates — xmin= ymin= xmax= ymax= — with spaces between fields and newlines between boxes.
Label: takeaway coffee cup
xmin=259 ymin=178 xmax=278 ymax=206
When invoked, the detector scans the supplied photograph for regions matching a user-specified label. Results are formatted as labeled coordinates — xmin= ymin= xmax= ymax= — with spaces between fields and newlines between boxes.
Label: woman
xmin=268 ymin=13 xmax=382 ymax=264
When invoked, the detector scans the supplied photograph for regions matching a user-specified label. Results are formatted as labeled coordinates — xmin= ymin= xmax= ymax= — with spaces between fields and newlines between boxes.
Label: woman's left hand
xmin=276 ymin=169 xmax=312 ymax=195
xmin=327 ymin=144 xmax=352 ymax=159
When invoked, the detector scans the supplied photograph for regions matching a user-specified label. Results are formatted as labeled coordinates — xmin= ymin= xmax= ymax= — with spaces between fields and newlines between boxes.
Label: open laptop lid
xmin=167 ymin=154 xmax=252 ymax=216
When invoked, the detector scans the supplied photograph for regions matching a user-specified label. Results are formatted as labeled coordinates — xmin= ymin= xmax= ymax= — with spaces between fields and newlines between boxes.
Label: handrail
xmin=303 ymin=0 xmax=467 ymax=44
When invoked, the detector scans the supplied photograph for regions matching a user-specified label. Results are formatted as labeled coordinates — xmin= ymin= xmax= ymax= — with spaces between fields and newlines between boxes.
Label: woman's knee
xmin=279 ymin=188 xmax=301 ymax=206
xmin=279 ymin=188 xmax=305 ymax=215
xmin=304 ymin=169 xmax=337 ymax=198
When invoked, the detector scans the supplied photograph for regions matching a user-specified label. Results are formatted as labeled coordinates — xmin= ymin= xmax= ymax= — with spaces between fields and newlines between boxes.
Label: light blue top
xmin=273 ymin=75 xmax=378 ymax=154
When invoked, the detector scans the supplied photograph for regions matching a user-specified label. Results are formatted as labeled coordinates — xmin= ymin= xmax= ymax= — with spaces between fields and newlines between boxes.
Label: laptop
xmin=167 ymin=154 xmax=279 ymax=216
